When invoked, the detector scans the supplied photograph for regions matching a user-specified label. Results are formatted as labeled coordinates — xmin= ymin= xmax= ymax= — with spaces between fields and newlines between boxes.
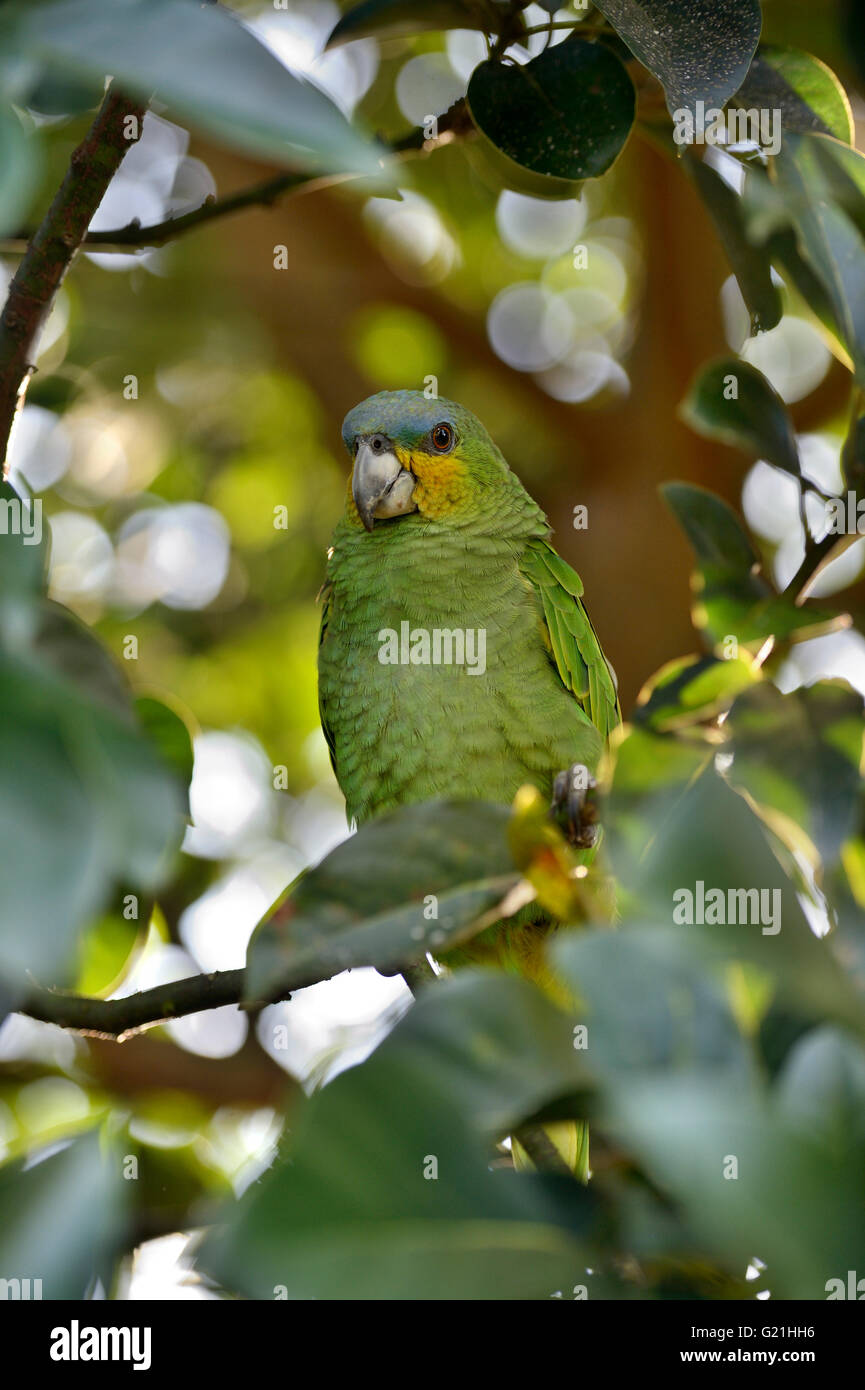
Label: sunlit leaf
xmin=732 ymin=46 xmax=854 ymax=144
xmin=634 ymin=651 xmax=761 ymax=731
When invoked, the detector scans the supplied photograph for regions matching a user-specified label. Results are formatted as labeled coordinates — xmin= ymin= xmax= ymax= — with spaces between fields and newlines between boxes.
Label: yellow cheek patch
xmin=402 ymin=446 xmax=470 ymax=519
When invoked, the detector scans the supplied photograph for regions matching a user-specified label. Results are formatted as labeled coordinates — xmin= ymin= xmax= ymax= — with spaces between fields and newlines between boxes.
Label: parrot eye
xmin=431 ymin=422 xmax=455 ymax=452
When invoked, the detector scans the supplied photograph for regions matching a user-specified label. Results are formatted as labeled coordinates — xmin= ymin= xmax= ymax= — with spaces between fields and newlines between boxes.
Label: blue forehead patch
xmin=341 ymin=390 xmax=475 ymax=454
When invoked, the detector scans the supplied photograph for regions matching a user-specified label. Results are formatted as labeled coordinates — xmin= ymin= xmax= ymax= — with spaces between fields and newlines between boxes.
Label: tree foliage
xmin=0 ymin=0 xmax=864 ymax=1302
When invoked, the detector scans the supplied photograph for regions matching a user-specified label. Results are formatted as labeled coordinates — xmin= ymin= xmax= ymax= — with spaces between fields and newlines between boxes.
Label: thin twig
xmin=17 ymin=969 xmax=249 ymax=1041
xmin=0 ymin=84 xmax=146 ymax=474
xmin=0 ymin=101 xmax=474 ymax=257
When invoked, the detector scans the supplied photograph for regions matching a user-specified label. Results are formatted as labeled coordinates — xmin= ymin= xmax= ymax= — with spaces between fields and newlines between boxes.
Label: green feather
xmin=519 ymin=539 xmax=620 ymax=741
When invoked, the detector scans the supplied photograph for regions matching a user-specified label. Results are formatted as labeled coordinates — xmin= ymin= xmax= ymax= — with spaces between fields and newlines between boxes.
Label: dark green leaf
xmin=32 ymin=601 xmax=133 ymax=719
xmin=553 ymin=926 xmax=752 ymax=1079
xmin=679 ymin=358 xmax=800 ymax=476
xmin=0 ymin=481 xmax=48 ymax=606
xmin=777 ymin=1026 xmax=865 ymax=1150
xmin=775 ymin=134 xmax=865 ymax=384
xmin=0 ymin=653 xmax=186 ymax=983
xmin=686 ymin=158 xmax=782 ymax=334
xmin=245 ymin=800 xmax=521 ymax=1002
xmin=328 ymin=0 xmax=518 ymax=46
xmin=201 ymin=973 xmax=601 ymax=1300
xmin=467 ymin=39 xmax=635 ymax=186
xmin=135 ymin=695 xmax=195 ymax=798
xmin=594 ymin=0 xmax=761 ymax=117
xmin=608 ymin=764 xmax=865 ymax=1039
xmin=607 ymin=1073 xmax=865 ymax=1299
xmin=0 ymin=1132 xmax=125 ymax=1299
xmin=842 ymin=415 xmax=865 ymax=491
xmin=0 ymin=104 xmax=40 ymax=237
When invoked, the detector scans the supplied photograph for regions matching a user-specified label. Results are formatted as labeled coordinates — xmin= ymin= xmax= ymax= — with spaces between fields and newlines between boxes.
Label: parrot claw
xmin=552 ymin=763 xmax=599 ymax=848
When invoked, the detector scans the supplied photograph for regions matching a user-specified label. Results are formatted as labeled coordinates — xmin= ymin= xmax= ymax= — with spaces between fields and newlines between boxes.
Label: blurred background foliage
xmin=1 ymin=0 xmax=865 ymax=1300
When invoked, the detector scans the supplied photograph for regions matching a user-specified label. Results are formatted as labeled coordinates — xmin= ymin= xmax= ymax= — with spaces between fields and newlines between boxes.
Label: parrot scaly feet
xmin=552 ymin=763 xmax=599 ymax=849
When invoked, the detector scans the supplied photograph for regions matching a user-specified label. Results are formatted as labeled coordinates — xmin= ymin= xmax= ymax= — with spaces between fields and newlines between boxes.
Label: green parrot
xmin=318 ymin=389 xmax=619 ymax=823
xmin=318 ymin=390 xmax=620 ymax=1176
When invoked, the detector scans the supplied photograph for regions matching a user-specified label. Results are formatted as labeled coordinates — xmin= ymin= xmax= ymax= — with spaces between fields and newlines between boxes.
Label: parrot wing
xmin=520 ymin=538 xmax=620 ymax=741
xmin=317 ymin=577 xmax=339 ymax=777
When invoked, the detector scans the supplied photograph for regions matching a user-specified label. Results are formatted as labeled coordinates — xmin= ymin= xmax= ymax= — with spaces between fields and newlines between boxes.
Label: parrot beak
xmin=352 ymin=435 xmax=417 ymax=532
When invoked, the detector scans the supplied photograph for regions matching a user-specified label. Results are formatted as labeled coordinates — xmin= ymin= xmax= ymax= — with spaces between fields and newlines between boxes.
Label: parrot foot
xmin=552 ymin=764 xmax=599 ymax=849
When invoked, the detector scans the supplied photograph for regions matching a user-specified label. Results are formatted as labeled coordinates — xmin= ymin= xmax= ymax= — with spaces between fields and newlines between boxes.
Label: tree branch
xmin=14 ymin=952 xmax=403 ymax=1041
xmin=17 ymin=969 xmax=249 ymax=1041
xmin=781 ymin=529 xmax=861 ymax=604
xmin=0 ymin=100 xmax=474 ymax=257
xmin=0 ymin=84 xmax=146 ymax=475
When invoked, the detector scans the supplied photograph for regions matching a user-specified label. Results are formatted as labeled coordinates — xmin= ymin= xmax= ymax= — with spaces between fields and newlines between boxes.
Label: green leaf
xmin=328 ymin=0 xmax=518 ymax=46
xmin=726 ymin=682 xmax=865 ymax=869
xmin=594 ymin=0 xmax=761 ymax=117
xmin=732 ymin=46 xmax=854 ymax=144
xmin=245 ymin=800 xmax=521 ymax=1002
xmin=466 ymin=39 xmax=635 ymax=187
xmin=808 ymin=136 xmax=865 ymax=242
xmin=3 ymin=0 xmax=387 ymax=179
xmin=662 ymin=482 xmax=844 ymax=648
xmin=20 ymin=67 xmax=103 ymax=116
xmin=606 ymin=1073 xmax=865 ymax=1299
xmin=633 ymin=652 xmax=760 ymax=732
xmin=553 ymin=926 xmax=752 ymax=1080
xmin=777 ymin=1026 xmax=865 ymax=1150
xmin=32 ymin=601 xmax=133 ymax=719
xmin=685 ymin=158 xmax=782 ymax=335
xmin=200 ymin=973 xmax=601 ymax=1300
xmin=608 ymin=764 xmax=865 ymax=1040
xmin=0 ymin=104 xmax=40 ymax=237
xmin=842 ymin=415 xmax=865 ymax=491
xmin=775 ymin=134 xmax=865 ymax=384
xmin=679 ymin=358 xmax=800 ymax=476
xmin=0 ymin=652 xmax=186 ymax=984
xmin=0 ymin=1132 xmax=125 ymax=1298
xmin=135 ymin=695 xmax=195 ymax=798
xmin=74 ymin=908 xmax=145 ymax=997
xmin=0 ymin=482 xmax=48 ymax=607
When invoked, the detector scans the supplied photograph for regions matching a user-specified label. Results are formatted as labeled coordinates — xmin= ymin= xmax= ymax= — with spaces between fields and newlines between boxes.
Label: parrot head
xmin=341 ymin=390 xmax=510 ymax=531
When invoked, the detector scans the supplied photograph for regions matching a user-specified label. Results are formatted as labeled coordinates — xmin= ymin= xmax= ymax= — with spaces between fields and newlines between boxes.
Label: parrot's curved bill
xmin=351 ymin=435 xmax=417 ymax=531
